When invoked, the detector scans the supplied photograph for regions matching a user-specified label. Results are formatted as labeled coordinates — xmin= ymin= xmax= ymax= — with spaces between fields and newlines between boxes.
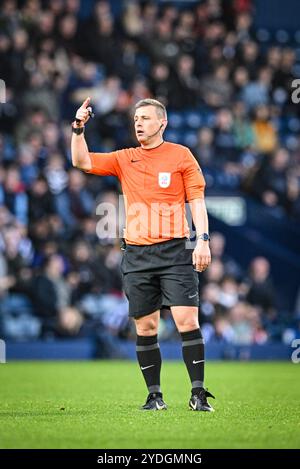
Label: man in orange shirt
xmin=71 ymin=98 xmax=215 ymax=411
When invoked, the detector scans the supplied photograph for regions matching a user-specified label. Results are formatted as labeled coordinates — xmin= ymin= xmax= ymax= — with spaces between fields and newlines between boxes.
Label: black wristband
xmin=72 ymin=125 xmax=84 ymax=135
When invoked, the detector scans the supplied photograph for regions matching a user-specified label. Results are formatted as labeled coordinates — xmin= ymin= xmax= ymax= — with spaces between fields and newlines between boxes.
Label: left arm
xmin=189 ymin=198 xmax=211 ymax=272
xmin=181 ymin=148 xmax=211 ymax=272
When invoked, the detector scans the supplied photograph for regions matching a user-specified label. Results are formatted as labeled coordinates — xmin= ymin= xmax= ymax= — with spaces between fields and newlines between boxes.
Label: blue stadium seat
xmin=281 ymin=134 xmax=299 ymax=150
xmin=183 ymin=131 xmax=198 ymax=148
xmin=167 ymin=112 xmax=184 ymax=129
xmin=292 ymin=63 xmax=300 ymax=76
xmin=275 ymin=29 xmax=290 ymax=44
xmin=164 ymin=129 xmax=182 ymax=143
xmin=184 ymin=111 xmax=202 ymax=129
xmin=202 ymin=112 xmax=216 ymax=128
xmin=256 ymin=28 xmax=272 ymax=43
xmin=287 ymin=116 xmax=300 ymax=132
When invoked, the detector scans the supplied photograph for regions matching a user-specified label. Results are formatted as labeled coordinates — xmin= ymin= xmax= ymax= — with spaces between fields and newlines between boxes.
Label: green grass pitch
xmin=0 ymin=361 xmax=299 ymax=449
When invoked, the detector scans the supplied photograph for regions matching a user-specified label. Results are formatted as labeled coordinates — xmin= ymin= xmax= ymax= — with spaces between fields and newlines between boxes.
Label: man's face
xmin=134 ymin=105 xmax=165 ymax=144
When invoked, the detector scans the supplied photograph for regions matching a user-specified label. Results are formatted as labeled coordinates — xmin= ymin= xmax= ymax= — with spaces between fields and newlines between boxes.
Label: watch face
xmin=203 ymin=234 xmax=209 ymax=241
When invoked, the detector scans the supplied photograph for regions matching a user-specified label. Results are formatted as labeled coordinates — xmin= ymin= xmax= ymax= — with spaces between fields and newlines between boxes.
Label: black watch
xmin=72 ymin=125 xmax=84 ymax=135
xmin=197 ymin=233 xmax=210 ymax=241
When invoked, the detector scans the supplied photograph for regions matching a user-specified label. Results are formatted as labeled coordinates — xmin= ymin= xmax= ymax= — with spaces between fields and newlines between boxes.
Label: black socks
xmin=136 ymin=334 xmax=162 ymax=393
xmin=181 ymin=328 xmax=205 ymax=391
xmin=136 ymin=329 xmax=205 ymax=396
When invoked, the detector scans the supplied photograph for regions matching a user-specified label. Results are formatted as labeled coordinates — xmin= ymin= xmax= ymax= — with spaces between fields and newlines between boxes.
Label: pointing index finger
xmin=82 ymin=97 xmax=90 ymax=108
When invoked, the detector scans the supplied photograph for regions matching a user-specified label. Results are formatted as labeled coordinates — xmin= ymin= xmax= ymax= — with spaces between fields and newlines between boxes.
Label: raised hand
xmin=75 ymin=97 xmax=92 ymax=126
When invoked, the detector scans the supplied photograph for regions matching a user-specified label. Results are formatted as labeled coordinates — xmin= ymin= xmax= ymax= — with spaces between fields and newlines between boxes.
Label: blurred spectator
xmin=214 ymin=108 xmax=238 ymax=166
xmin=28 ymin=175 xmax=56 ymax=223
xmin=201 ymin=63 xmax=233 ymax=108
xmin=242 ymin=66 xmax=273 ymax=110
xmin=232 ymin=66 xmax=250 ymax=99
xmin=171 ymin=54 xmax=200 ymax=109
xmin=145 ymin=18 xmax=180 ymax=66
xmin=229 ymin=302 xmax=268 ymax=345
xmin=55 ymin=169 xmax=94 ymax=230
xmin=252 ymin=104 xmax=278 ymax=154
xmin=149 ymin=62 xmax=175 ymax=107
xmin=44 ymin=153 xmax=68 ymax=195
xmin=210 ymin=232 xmax=244 ymax=280
xmin=195 ymin=127 xmax=215 ymax=167
xmin=121 ymin=1 xmax=143 ymax=38
xmin=244 ymin=257 xmax=276 ymax=316
xmin=249 ymin=148 xmax=291 ymax=210
xmin=232 ymin=100 xmax=255 ymax=150
xmin=218 ymin=276 xmax=240 ymax=309
xmin=239 ymin=40 xmax=260 ymax=80
xmin=0 ymin=167 xmax=28 ymax=225
xmin=33 ymin=253 xmax=83 ymax=336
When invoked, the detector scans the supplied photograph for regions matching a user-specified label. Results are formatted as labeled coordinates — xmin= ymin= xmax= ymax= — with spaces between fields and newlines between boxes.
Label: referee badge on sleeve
xmin=158 ymin=172 xmax=171 ymax=188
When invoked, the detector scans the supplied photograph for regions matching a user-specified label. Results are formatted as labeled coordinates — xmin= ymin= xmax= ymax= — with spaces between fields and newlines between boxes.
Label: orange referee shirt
xmin=86 ymin=141 xmax=205 ymax=245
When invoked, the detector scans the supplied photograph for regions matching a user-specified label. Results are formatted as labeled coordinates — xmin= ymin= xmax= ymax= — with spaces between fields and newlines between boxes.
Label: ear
xmin=161 ymin=119 xmax=168 ymax=132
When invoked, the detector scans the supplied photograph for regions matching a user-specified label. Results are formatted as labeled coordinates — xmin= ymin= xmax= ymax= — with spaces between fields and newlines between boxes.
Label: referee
xmin=71 ymin=98 xmax=215 ymax=411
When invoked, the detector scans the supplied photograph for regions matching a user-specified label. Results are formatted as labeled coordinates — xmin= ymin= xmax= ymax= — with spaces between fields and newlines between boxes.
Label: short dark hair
xmin=134 ymin=98 xmax=167 ymax=119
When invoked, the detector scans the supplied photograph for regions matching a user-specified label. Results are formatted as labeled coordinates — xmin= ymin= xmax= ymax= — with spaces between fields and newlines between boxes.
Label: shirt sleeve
xmin=181 ymin=148 xmax=206 ymax=201
xmin=84 ymin=151 xmax=121 ymax=177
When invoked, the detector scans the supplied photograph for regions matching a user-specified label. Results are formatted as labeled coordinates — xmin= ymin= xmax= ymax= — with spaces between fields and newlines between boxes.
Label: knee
xmin=177 ymin=316 xmax=199 ymax=333
xmin=135 ymin=318 xmax=158 ymax=336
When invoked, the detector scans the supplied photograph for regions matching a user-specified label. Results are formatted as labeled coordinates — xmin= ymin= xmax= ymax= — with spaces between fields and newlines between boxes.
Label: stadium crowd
xmin=0 ymin=0 xmax=299 ymax=347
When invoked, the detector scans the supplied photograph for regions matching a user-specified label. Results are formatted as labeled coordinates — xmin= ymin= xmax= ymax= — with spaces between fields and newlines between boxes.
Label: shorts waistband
xmin=124 ymin=237 xmax=187 ymax=249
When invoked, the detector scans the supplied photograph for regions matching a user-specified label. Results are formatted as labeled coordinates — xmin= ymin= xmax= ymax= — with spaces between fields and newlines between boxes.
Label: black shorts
xmin=121 ymin=238 xmax=199 ymax=318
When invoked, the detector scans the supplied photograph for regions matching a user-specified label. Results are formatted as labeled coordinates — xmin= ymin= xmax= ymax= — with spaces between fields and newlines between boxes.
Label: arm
xmin=71 ymin=97 xmax=120 ymax=176
xmin=71 ymin=130 xmax=91 ymax=171
xmin=71 ymin=97 xmax=92 ymax=170
xmin=181 ymin=148 xmax=211 ymax=272
xmin=189 ymin=198 xmax=211 ymax=272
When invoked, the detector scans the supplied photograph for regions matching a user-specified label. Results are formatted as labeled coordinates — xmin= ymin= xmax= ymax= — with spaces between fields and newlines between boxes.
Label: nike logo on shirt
xmin=193 ymin=360 xmax=204 ymax=364
xmin=141 ymin=365 xmax=155 ymax=371
xmin=131 ymin=159 xmax=141 ymax=163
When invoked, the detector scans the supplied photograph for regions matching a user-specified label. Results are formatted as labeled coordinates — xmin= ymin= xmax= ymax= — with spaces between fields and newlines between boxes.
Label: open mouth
xmin=136 ymin=130 xmax=144 ymax=136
